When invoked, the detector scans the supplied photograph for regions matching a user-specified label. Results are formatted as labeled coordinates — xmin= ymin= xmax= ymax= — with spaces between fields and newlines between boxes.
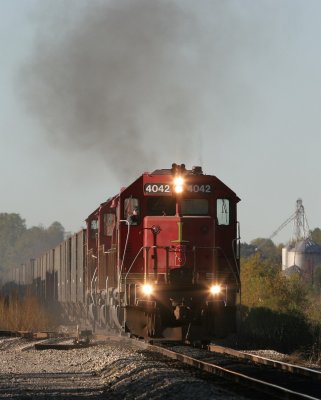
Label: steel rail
xmin=209 ymin=345 xmax=321 ymax=381
xmin=142 ymin=342 xmax=320 ymax=400
xmin=102 ymin=335 xmax=320 ymax=400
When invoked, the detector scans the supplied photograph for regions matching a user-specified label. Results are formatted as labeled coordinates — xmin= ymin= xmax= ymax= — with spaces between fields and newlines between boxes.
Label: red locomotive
xmin=86 ymin=163 xmax=241 ymax=341
xmin=1 ymin=163 xmax=240 ymax=342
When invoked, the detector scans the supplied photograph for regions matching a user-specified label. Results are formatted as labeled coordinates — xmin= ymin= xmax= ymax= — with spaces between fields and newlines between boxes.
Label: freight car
xmin=1 ymin=164 xmax=241 ymax=342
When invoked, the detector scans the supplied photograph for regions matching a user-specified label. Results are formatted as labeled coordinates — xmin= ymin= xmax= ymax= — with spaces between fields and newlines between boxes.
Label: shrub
xmin=238 ymin=306 xmax=312 ymax=353
xmin=0 ymin=293 xmax=57 ymax=332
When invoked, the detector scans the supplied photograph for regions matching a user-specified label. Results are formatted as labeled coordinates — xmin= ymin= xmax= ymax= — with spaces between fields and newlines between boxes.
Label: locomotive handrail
xmin=90 ymin=267 xmax=97 ymax=305
xmin=122 ymin=245 xmax=170 ymax=306
xmin=232 ymin=239 xmax=241 ymax=283
xmin=123 ymin=246 xmax=144 ymax=307
xmin=123 ymin=245 xmax=240 ymax=288
xmin=232 ymin=221 xmax=241 ymax=282
xmin=143 ymin=246 xmax=170 ymax=283
xmin=103 ymin=247 xmax=117 ymax=254
xmin=118 ymin=219 xmax=131 ymax=293
xmin=124 ymin=246 xmax=145 ymax=282
xmin=122 ymin=245 xmax=171 ymax=284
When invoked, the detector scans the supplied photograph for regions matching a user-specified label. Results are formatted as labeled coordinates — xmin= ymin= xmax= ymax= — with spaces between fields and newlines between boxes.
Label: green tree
xmin=312 ymin=264 xmax=321 ymax=294
xmin=240 ymin=242 xmax=256 ymax=258
xmin=310 ymin=228 xmax=321 ymax=246
xmin=46 ymin=222 xmax=64 ymax=247
xmin=0 ymin=213 xmax=65 ymax=271
xmin=241 ymin=255 xmax=308 ymax=314
xmin=0 ymin=213 xmax=26 ymax=270
xmin=251 ymin=238 xmax=281 ymax=263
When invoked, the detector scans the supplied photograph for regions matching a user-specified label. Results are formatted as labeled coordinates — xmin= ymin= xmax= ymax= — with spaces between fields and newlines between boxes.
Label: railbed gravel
xmin=0 ymin=337 xmax=252 ymax=399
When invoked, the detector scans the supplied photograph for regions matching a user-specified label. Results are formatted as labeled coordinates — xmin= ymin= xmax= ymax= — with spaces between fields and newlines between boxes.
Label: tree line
xmin=0 ymin=213 xmax=65 ymax=272
xmin=240 ymin=227 xmax=321 ymax=314
xmin=239 ymin=228 xmax=321 ymax=357
xmin=241 ymin=227 xmax=321 ymax=261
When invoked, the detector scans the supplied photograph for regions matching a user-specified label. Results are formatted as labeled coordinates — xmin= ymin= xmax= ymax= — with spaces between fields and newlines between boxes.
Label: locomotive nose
xmin=143 ymin=215 xmax=213 ymax=283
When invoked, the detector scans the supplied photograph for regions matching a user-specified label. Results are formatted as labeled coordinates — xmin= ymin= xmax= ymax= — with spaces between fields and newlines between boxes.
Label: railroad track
xmin=4 ymin=330 xmax=321 ymax=399
xmin=113 ymin=336 xmax=321 ymax=400
xmin=209 ymin=345 xmax=321 ymax=381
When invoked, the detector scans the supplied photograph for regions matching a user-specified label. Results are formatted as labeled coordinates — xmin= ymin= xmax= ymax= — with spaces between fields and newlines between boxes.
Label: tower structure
xmin=282 ymin=199 xmax=321 ymax=281
xmin=291 ymin=198 xmax=310 ymax=242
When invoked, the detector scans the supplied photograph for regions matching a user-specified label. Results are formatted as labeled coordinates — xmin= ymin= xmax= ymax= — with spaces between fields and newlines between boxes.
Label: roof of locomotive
xmin=86 ymin=165 xmax=240 ymax=221
xmin=147 ymin=166 xmax=204 ymax=176
xmin=143 ymin=166 xmax=240 ymax=201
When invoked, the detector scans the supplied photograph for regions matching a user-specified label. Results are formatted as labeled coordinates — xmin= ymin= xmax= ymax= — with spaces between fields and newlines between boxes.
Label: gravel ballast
xmin=0 ymin=337 xmax=251 ymax=399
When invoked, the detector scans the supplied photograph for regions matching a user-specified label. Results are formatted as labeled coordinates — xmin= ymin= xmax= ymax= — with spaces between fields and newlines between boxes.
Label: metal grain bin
xmin=282 ymin=239 xmax=321 ymax=282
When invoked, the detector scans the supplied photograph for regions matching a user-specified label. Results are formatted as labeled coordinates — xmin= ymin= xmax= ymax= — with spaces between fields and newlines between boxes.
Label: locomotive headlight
xmin=210 ymin=284 xmax=222 ymax=295
xmin=173 ymin=176 xmax=184 ymax=193
xmin=142 ymin=284 xmax=153 ymax=296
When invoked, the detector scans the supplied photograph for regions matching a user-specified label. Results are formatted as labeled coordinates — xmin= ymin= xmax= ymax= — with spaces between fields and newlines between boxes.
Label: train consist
xmin=1 ymin=164 xmax=241 ymax=342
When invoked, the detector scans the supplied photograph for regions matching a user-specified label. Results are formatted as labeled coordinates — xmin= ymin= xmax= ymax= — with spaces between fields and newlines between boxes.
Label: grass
xmin=0 ymin=293 xmax=57 ymax=332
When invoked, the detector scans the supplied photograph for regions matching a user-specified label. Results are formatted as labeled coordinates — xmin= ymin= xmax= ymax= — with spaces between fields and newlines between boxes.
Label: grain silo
xmin=282 ymin=199 xmax=321 ymax=282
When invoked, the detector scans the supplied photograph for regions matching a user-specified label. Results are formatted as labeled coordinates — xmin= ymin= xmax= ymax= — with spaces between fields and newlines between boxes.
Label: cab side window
xmin=90 ymin=219 xmax=98 ymax=239
xmin=104 ymin=213 xmax=115 ymax=236
xmin=124 ymin=198 xmax=140 ymax=225
xmin=217 ymin=199 xmax=230 ymax=225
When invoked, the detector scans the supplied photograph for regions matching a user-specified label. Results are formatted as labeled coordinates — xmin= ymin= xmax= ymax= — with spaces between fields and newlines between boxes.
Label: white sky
xmin=1 ymin=0 xmax=320 ymax=244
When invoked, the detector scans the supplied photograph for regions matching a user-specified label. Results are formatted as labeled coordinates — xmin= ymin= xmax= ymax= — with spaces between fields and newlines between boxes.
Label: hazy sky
xmin=1 ymin=0 xmax=320 ymax=244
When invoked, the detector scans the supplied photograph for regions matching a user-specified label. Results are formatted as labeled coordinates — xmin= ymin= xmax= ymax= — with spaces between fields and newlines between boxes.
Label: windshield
xmin=181 ymin=199 xmax=208 ymax=215
xmin=146 ymin=196 xmax=176 ymax=216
